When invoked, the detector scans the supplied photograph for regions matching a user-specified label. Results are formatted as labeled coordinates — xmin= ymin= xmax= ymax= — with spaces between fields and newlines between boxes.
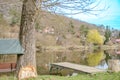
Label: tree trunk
xmin=16 ymin=0 xmax=37 ymax=77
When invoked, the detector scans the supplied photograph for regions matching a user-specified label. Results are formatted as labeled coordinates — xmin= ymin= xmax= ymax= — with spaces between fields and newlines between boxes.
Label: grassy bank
xmin=1 ymin=72 xmax=120 ymax=80
xmin=37 ymin=45 xmax=118 ymax=52
xmin=40 ymin=45 xmax=89 ymax=52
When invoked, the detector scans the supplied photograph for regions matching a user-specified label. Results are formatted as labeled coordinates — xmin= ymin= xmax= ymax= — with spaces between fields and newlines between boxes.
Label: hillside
xmin=0 ymin=0 xmax=100 ymax=46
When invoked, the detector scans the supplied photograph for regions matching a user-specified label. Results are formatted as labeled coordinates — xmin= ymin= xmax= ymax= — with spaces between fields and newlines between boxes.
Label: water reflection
xmin=37 ymin=49 xmax=120 ymax=74
xmin=96 ymin=49 xmax=120 ymax=71
xmin=95 ymin=62 xmax=108 ymax=70
xmin=36 ymin=50 xmax=106 ymax=74
xmin=85 ymin=50 xmax=105 ymax=66
xmin=0 ymin=49 xmax=120 ymax=74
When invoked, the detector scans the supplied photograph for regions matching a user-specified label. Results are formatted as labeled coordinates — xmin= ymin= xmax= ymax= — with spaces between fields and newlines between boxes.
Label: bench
xmin=0 ymin=63 xmax=16 ymax=73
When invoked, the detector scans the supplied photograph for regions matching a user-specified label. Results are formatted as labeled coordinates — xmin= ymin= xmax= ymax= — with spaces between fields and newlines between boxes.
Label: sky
xmin=70 ymin=0 xmax=120 ymax=30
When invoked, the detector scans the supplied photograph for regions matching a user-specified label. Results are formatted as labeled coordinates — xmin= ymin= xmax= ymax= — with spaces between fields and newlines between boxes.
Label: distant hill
xmin=0 ymin=0 xmax=98 ymax=29
xmin=0 ymin=0 xmax=102 ymax=46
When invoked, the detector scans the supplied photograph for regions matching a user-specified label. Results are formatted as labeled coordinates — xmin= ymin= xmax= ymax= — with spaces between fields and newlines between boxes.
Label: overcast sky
xmin=70 ymin=0 xmax=120 ymax=30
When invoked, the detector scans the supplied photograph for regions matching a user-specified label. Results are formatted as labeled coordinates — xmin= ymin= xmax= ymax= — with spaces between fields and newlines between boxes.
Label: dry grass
xmin=0 ymin=0 xmax=100 ymax=45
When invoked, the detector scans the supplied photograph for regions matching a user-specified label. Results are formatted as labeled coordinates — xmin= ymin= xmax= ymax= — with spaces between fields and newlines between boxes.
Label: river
xmin=0 ymin=49 xmax=120 ymax=75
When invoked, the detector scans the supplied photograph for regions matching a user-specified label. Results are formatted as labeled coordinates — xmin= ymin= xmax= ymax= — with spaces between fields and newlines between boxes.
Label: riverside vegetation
xmin=0 ymin=0 xmax=120 ymax=80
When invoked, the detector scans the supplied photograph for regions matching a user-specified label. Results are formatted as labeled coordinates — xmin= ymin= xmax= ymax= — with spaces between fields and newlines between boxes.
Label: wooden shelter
xmin=0 ymin=39 xmax=24 ymax=72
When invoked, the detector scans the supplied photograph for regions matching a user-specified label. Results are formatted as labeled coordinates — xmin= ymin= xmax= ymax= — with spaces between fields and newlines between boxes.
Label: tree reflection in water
xmin=85 ymin=50 xmax=105 ymax=66
xmin=0 ymin=49 xmax=120 ymax=74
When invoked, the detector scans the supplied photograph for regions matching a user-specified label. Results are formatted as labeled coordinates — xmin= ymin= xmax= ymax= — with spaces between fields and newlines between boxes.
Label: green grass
xmin=38 ymin=73 xmax=120 ymax=80
xmin=1 ymin=72 xmax=120 ymax=80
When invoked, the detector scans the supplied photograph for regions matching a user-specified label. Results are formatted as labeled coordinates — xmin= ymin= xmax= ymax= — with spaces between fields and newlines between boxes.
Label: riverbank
xmin=1 ymin=72 xmax=120 ymax=80
xmin=37 ymin=45 xmax=118 ymax=52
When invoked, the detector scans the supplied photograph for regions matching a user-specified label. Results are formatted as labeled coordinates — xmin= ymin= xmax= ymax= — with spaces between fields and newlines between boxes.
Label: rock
xmin=108 ymin=59 xmax=120 ymax=72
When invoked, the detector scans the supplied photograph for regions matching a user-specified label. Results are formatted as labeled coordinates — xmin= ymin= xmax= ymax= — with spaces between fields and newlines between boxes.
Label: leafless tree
xmin=17 ymin=0 xmax=106 ymax=79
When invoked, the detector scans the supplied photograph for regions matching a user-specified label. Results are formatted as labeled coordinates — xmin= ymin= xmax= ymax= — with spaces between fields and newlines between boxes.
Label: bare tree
xmin=16 ymin=0 xmax=38 ymax=78
xmin=41 ymin=0 xmax=104 ymax=14
xmin=17 ymin=0 xmax=105 ymax=79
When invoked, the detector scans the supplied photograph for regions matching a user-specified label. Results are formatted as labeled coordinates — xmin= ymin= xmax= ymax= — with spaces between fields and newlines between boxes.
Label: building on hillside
xmin=110 ymin=38 xmax=120 ymax=44
xmin=43 ymin=27 xmax=54 ymax=34
xmin=115 ymin=39 xmax=120 ymax=43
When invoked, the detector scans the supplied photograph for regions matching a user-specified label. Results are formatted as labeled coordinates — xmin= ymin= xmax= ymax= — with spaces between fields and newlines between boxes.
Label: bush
xmin=0 ymin=14 xmax=8 ymax=26
xmin=9 ymin=9 xmax=21 ymax=26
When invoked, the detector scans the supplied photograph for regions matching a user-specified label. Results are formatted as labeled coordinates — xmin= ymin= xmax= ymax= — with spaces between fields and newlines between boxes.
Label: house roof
xmin=0 ymin=39 xmax=24 ymax=54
